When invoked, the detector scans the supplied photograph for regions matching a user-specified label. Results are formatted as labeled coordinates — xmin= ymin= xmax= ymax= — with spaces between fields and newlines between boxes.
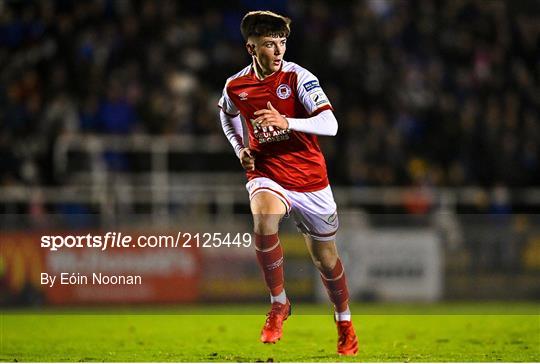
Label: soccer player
xmin=218 ymin=10 xmax=358 ymax=356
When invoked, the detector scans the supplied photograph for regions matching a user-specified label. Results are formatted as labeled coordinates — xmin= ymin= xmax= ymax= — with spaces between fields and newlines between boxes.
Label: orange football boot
xmin=260 ymin=299 xmax=291 ymax=343
xmin=336 ymin=320 xmax=359 ymax=355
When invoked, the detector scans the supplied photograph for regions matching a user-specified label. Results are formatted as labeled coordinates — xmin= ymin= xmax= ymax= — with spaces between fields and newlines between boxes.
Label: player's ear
xmin=246 ymin=43 xmax=256 ymax=57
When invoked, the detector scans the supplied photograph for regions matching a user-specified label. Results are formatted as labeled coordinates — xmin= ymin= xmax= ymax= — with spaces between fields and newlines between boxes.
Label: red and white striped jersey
xmin=219 ymin=60 xmax=333 ymax=192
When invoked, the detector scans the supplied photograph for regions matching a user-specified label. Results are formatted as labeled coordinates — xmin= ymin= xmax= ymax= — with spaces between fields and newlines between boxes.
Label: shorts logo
xmin=324 ymin=211 xmax=338 ymax=227
xmin=303 ymin=80 xmax=320 ymax=92
xmin=276 ymin=84 xmax=292 ymax=99
xmin=309 ymin=91 xmax=330 ymax=107
xmin=328 ymin=211 xmax=337 ymax=224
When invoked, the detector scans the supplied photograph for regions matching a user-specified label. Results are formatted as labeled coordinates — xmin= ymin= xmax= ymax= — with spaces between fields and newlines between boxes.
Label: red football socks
xmin=320 ymin=258 xmax=350 ymax=313
xmin=254 ymin=233 xmax=284 ymax=296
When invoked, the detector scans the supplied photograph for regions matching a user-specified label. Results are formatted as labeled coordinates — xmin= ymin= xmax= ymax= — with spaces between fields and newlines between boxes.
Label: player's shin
xmin=319 ymin=258 xmax=351 ymax=319
xmin=254 ymin=233 xmax=285 ymax=299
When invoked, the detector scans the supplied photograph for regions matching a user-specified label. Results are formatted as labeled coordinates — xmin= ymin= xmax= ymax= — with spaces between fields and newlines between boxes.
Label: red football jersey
xmin=219 ymin=61 xmax=333 ymax=192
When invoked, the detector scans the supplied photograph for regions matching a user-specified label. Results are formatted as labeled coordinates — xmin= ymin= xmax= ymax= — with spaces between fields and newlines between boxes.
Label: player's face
xmin=248 ymin=36 xmax=287 ymax=76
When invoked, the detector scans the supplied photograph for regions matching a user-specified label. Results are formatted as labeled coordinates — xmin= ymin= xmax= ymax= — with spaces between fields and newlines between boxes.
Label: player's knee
xmin=250 ymin=192 xmax=287 ymax=216
xmin=253 ymin=215 xmax=281 ymax=235
xmin=251 ymin=192 xmax=286 ymax=234
xmin=310 ymin=245 xmax=338 ymax=273
xmin=319 ymin=255 xmax=339 ymax=273
xmin=313 ymin=256 xmax=338 ymax=273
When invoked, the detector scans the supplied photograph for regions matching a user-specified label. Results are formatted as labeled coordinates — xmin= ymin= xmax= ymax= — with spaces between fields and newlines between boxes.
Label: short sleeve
xmin=295 ymin=68 xmax=333 ymax=115
xmin=218 ymin=84 xmax=240 ymax=116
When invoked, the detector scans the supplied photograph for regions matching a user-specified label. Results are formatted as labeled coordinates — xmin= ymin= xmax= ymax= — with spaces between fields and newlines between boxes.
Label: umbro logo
xmin=239 ymin=92 xmax=248 ymax=101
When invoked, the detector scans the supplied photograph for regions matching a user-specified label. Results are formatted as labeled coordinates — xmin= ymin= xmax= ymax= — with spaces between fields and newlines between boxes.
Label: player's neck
xmin=252 ymin=60 xmax=275 ymax=80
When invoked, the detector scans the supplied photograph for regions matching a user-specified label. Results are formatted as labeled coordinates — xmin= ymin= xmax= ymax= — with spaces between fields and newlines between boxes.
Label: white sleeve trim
xmin=220 ymin=109 xmax=245 ymax=158
xmin=286 ymin=110 xmax=338 ymax=136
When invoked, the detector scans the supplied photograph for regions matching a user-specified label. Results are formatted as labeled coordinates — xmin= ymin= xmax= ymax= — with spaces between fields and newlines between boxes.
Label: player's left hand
xmin=253 ymin=102 xmax=289 ymax=129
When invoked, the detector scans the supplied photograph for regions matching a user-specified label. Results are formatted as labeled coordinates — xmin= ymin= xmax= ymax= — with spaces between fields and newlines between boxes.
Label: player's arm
xmin=219 ymin=109 xmax=255 ymax=171
xmin=286 ymin=109 xmax=337 ymax=136
xmin=219 ymin=82 xmax=256 ymax=170
xmin=255 ymin=66 xmax=339 ymax=135
xmin=219 ymin=109 xmax=244 ymax=158
xmin=254 ymin=102 xmax=338 ymax=136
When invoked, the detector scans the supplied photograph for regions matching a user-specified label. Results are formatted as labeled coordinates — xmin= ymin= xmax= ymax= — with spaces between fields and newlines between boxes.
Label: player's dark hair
xmin=240 ymin=11 xmax=291 ymax=40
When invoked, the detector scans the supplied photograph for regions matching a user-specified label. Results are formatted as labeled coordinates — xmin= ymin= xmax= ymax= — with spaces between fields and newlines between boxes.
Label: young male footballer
xmin=219 ymin=10 xmax=358 ymax=356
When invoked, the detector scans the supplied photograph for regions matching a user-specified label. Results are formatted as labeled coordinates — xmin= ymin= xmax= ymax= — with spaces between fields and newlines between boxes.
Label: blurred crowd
xmin=1 ymin=0 xmax=539 ymax=188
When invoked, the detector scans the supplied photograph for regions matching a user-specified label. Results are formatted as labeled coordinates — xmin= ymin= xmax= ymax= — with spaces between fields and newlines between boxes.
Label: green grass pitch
xmin=1 ymin=303 xmax=539 ymax=362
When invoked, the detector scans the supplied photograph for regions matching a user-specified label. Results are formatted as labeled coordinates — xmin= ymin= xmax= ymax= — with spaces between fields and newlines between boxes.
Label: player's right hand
xmin=239 ymin=148 xmax=255 ymax=171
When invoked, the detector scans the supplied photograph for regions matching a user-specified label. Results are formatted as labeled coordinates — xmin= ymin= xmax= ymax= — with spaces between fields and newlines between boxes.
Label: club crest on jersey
xmin=276 ymin=84 xmax=292 ymax=99
xmin=238 ymin=92 xmax=248 ymax=101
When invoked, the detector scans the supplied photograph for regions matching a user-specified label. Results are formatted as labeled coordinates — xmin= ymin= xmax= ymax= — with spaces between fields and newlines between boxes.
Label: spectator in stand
xmin=0 ymin=0 xmax=537 ymax=190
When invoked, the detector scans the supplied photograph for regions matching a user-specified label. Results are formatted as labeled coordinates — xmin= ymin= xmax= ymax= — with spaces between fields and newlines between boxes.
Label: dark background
xmin=1 ymin=0 xmax=538 ymax=190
